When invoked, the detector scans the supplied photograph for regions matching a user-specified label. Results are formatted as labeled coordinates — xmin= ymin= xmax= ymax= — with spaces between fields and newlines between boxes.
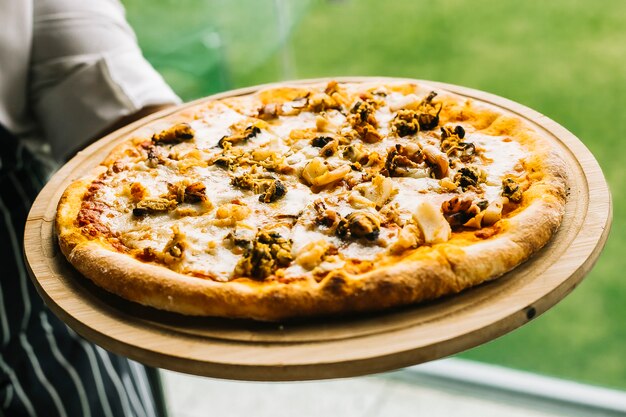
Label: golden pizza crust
xmin=57 ymin=197 xmax=564 ymax=321
xmin=55 ymin=80 xmax=568 ymax=321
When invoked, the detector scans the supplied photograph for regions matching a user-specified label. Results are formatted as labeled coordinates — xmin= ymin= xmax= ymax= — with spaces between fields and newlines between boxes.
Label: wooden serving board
xmin=24 ymin=78 xmax=612 ymax=381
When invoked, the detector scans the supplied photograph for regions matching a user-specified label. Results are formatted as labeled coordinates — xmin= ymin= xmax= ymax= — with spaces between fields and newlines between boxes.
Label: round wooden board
xmin=24 ymin=78 xmax=612 ymax=381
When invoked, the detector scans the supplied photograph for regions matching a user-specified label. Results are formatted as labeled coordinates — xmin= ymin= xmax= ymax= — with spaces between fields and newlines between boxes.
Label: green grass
xmin=124 ymin=0 xmax=626 ymax=389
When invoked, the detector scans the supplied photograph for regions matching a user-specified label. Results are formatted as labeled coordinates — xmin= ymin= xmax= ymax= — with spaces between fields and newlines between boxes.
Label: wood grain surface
xmin=24 ymin=78 xmax=612 ymax=381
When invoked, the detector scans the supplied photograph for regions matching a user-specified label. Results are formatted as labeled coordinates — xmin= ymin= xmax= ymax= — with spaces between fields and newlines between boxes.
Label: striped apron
xmin=0 ymin=124 xmax=168 ymax=417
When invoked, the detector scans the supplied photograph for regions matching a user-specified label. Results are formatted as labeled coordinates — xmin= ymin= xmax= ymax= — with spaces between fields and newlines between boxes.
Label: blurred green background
xmin=123 ymin=0 xmax=626 ymax=389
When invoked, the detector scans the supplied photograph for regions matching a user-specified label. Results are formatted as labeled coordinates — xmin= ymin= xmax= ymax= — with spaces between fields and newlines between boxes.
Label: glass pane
xmin=123 ymin=0 xmax=626 ymax=390
xmin=160 ymin=364 xmax=626 ymax=417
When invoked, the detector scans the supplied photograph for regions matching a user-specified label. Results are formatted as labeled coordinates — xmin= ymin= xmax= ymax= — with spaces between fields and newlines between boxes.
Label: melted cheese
xmin=192 ymin=104 xmax=245 ymax=150
xmin=88 ymin=83 xmax=531 ymax=281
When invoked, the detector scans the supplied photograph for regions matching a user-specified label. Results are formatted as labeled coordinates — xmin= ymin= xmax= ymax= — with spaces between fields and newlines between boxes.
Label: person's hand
xmin=65 ymin=104 xmax=176 ymax=161
xmin=95 ymin=104 xmax=175 ymax=139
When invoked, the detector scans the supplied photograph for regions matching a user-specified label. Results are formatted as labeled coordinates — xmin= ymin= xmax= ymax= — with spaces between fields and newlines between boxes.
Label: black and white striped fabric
xmin=0 ymin=124 xmax=167 ymax=417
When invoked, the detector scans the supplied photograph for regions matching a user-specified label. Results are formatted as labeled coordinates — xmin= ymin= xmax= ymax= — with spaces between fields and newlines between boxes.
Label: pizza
xmin=55 ymin=80 xmax=567 ymax=321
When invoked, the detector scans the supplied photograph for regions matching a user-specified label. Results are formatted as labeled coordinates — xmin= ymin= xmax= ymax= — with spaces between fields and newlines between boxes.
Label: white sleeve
xmin=30 ymin=0 xmax=181 ymax=161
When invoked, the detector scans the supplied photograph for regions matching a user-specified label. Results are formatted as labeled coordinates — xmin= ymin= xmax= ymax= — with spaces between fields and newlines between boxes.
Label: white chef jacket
xmin=0 ymin=2 xmax=178 ymax=416
xmin=0 ymin=0 xmax=180 ymax=161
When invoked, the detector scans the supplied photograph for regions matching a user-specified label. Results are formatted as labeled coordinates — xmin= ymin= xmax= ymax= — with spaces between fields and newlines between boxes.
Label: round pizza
xmin=55 ymin=80 xmax=567 ymax=321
